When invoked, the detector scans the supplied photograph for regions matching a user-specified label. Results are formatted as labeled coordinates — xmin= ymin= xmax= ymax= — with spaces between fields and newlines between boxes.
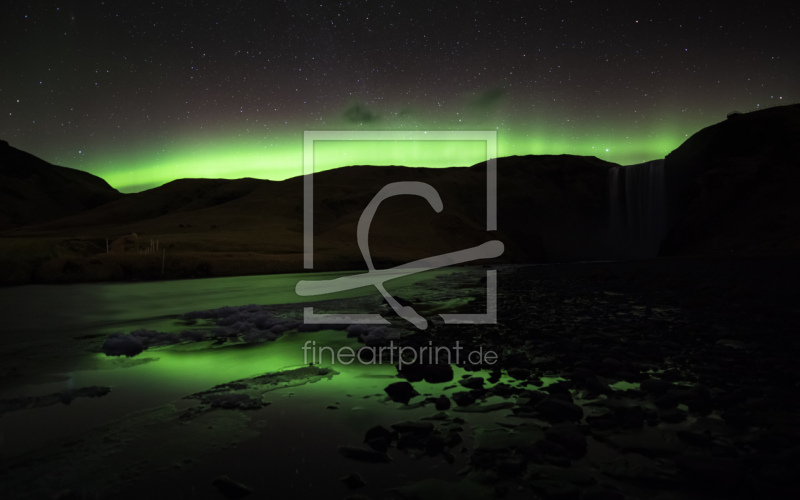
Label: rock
xmin=570 ymin=367 xmax=595 ymax=382
xmin=507 ymin=367 xmax=531 ymax=380
xmin=488 ymin=382 xmax=518 ymax=398
xmin=530 ymin=479 xmax=581 ymax=500
xmin=338 ymin=446 xmax=392 ymax=463
xmin=474 ymin=423 xmax=546 ymax=452
xmin=425 ymin=435 xmax=446 ymax=455
xmin=444 ymin=431 xmax=463 ymax=448
xmin=614 ymin=405 xmax=644 ymax=429
xmin=654 ymin=393 xmax=680 ymax=410
xmin=588 ymin=418 xmax=617 ymax=432
xmin=364 ymin=425 xmax=392 ymax=441
xmin=424 ymin=364 xmax=455 ymax=383
xmin=606 ymin=427 xmax=682 ymax=457
xmin=101 ymin=332 xmax=144 ymax=357
xmin=632 ymin=340 xmax=662 ymax=356
xmin=584 ymin=375 xmax=612 ymax=395
xmin=204 ymin=393 xmax=264 ymax=410
xmin=391 ymin=421 xmax=434 ymax=436
xmin=384 ymin=381 xmax=419 ymax=404
xmin=536 ymin=439 xmax=568 ymax=458
xmin=544 ymin=381 xmax=573 ymax=398
xmin=691 ymin=384 xmax=712 ymax=401
xmin=452 ymin=402 xmax=515 ymax=413
xmin=677 ymin=430 xmax=714 ymax=447
xmin=519 ymin=390 xmax=549 ymax=405
xmin=641 ymin=378 xmax=673 ymax=395
xmin=396 ymin=432 xmax=424 ymax=451
xmin=722 ymin=410 xmax=755 ymax=429
xmin=451 ymin=391 xmax=476 ymax=407
xmin=597 ymin=450 xmax=679 ymax=484
xmin=365 ymin=435 xmax=391 ymax=452
xmin=675 ymin=454 xmax=744 ymax=484
xmin=53 ymin=490 xmax=95 ymax=500
xmin=527 ymin=464 xmax=596 ymax=486
xmin=364 ymin=425 xmax=393 ymax=452
xmin=498 ymin=455 xmax=527 ymax=476
xmin=659 ymin=407 xmax=688 ymax=423
xmin=459 ymin=377 xmax=485 ymax=389
xmin=582 ymin=487 xmax=626 ymax=500
xmin=74 ymin=386 xmax=111 ymax=398
xmin=600 ymin=357 xmax=623 ymax=374
xmin=211 ymin=475 xmax=252 ymax=499
xmin=341 ymin=473 xmax=366 ymax=490
xmin=536 ymin=398 xmax=583 ymax=422
xmin=421 ymin=411 xmax=449 ymax=420
xmin=364 ymin=425 xmax=393 ymax=453
xmin=398 ymin=363 xmax=453 ymax=383
xmin=688 ymin=397 xmax=714 ymax=416
xmin=545 ymin=423 xmax=587 ymax=458
xmin=434 ymin=394 xmax=451 ymax=410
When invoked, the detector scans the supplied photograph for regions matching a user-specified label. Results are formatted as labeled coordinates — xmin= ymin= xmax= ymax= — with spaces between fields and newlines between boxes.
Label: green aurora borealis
xmin=3 ymin=1 xmax=796 ymax=193
xmin=97 ymin=125 xmax=690 ymax=193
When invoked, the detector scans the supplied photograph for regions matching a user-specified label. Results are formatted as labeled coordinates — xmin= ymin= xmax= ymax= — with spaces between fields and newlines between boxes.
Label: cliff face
xmin=491 ymin=155 xmax=618 ymax=261
xmin=660 ymin=104 xmax=800 ymax=256
xmin=0 ymin=140 xmax=123 ymax=230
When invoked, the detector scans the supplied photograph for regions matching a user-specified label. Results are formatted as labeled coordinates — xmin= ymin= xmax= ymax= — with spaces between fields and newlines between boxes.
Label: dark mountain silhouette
xmin=1 ymin=103 xmax=799 ymax=284
xmin=661 ymin=103 xmax=800 ymax=256
xmin=0 ymin=140 xmax=123 ymax=230
xmin=3 ymin=155 xmax=617 ymax=284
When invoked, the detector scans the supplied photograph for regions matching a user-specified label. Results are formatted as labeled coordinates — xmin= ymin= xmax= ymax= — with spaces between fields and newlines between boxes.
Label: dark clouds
xmin=469 ymin=88 xmax=507 ymax=110
xmin=343 ymin=104 xmax=379 ymax=124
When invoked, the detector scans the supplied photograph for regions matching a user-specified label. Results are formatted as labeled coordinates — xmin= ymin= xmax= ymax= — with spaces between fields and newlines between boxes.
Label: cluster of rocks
xmin=99 ymin=301 xmax=410 ymax=357
xmin=0 ymin=386 xmax=111 ymax=415
xmin=332 ymin=262 xmax=800 ymax=499
xmin=339 ymin=414 xmax=467 ymax=466
xmin=85 ymin=260 xmax=800 ymax=499
xmin=183 ymin=366 xmax=337 ymax=416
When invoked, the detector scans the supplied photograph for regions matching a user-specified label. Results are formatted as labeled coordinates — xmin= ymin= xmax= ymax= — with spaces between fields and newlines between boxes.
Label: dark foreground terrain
xmin=2 ymin=256 xmax=799 ymax=500
xmin=375 ymin=257 xmax=800 ymax=500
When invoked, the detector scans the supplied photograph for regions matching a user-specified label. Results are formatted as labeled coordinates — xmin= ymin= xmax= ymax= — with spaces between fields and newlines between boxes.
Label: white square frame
xmin=302 ymin=130 xmax=498 ymax=325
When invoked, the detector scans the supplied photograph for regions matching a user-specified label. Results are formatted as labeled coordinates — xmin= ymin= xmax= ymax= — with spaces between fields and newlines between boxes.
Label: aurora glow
xmin=2 ymin=1 xmax=797 ymax=193
xmin=101 ymin=128 xmax=690 ymax=193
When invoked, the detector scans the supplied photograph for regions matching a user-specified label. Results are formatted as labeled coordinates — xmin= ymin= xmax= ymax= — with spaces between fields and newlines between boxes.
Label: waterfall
xmin=608 ymin=160 xmax=666 ymax=258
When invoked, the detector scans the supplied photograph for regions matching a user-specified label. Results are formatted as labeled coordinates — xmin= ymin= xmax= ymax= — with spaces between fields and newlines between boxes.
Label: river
xmin=0 ymin=268 xmax=502 ymax=499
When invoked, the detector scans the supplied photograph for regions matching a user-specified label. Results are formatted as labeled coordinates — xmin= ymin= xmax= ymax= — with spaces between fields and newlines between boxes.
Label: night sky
xmin=2 ymin=1 xmax=797 ymax=192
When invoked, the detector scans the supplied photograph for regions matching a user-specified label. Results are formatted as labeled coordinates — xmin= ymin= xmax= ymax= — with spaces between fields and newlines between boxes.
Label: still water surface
xmin=0 ymin=269 xmax=465 ymax=455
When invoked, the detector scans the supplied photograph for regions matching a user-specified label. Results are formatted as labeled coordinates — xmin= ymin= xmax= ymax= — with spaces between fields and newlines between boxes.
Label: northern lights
xmin=100 ymin=130 xmax=686 ymax=192
xmin=2 ymin=1 xmax=797 ymax=192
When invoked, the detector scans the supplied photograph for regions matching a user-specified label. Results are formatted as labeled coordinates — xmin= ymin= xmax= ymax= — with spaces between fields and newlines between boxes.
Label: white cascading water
xmin=608 ymin=159 xmax=666 ymax=258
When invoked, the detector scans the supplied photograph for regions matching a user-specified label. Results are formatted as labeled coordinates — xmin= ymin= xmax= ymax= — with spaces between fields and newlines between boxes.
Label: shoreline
xmin=2 ymin=258 xmax=800 ymax=498
xmin=3 ymin=246 xmax=799 ymax=287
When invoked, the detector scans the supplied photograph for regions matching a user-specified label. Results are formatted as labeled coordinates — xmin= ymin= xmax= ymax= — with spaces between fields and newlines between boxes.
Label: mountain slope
xmin=661 ymin=104 xmax=800 ymax=256
xmin=0 ymin=140 xmax=123 ymax=230
xmin=1 ymin=154 xmax=617 ymax=283
xmin=5 ymin=102 xmax=799 ymax=285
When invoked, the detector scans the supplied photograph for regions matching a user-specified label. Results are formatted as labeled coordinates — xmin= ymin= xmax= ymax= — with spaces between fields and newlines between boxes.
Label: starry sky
xmin=2 ymin=1 xmax=797 ymax=192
